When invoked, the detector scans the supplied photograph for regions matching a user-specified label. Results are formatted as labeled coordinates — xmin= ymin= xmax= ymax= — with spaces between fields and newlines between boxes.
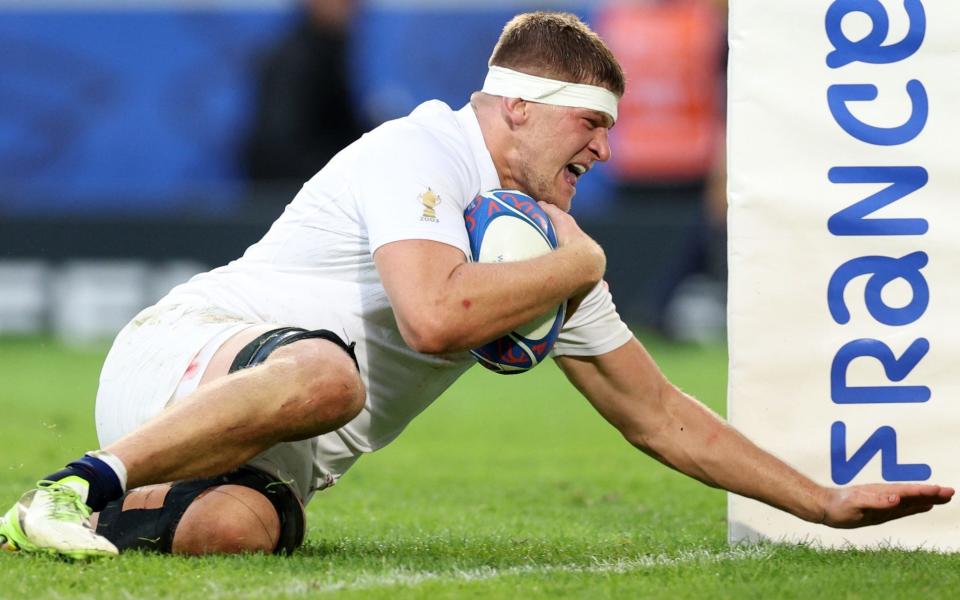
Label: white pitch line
xmin=216 ymin=546 xmax=775 ymax=597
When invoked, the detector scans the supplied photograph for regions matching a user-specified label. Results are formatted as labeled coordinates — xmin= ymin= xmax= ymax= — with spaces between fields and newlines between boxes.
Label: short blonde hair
xmin=489 ymin=12 xmax=625 ymax=97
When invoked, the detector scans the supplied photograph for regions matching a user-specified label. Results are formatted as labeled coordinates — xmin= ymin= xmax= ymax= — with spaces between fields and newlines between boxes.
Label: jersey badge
xmin=419 ymin=188 xmax=441 ymax=223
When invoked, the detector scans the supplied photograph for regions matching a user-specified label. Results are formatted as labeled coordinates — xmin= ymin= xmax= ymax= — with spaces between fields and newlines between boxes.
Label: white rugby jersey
xmin=163 ymin=101 xmax=632 ymax=493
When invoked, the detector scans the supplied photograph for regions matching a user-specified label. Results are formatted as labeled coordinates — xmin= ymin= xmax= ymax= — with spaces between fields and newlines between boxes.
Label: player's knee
xmin=171 ymin=485 xmax=280 ymax=555
xmin=269 ymin=339 xmax=365 ymax=430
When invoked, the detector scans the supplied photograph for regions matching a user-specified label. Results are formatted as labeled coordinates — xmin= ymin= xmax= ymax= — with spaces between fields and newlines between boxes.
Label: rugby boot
xmin=0 ymin=477 xmax=118 ymax=559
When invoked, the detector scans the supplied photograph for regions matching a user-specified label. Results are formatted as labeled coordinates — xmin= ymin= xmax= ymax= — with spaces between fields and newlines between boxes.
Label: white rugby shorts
xmin=95 ymin=302 xmax=328 ymax=501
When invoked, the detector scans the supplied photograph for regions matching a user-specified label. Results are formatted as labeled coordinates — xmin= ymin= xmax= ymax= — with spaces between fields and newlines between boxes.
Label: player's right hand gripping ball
xmin=464 ymin=190 xmax=566 ymax=374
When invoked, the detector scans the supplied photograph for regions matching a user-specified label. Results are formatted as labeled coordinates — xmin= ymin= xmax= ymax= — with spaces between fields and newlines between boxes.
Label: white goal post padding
xmin=727 ymin=0 xmax=960 ymax=550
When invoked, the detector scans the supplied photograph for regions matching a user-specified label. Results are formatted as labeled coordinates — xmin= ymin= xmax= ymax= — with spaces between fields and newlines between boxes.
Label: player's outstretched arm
xmin=555 ymin=338 xmax=954 ymax=529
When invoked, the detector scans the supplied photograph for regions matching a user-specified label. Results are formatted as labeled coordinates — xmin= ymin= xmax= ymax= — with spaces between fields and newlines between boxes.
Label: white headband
xmin=481 ymin=65 xmax=618 ymax=124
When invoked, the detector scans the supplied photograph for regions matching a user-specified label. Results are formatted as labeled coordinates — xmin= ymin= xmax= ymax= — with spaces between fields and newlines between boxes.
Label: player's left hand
xmin=819 ymin=483 xmax=954 ymax=529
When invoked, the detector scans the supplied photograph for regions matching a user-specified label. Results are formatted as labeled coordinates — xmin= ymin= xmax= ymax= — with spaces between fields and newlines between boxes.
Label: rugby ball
xmin=464 ymin=190 xmax=566 ymax=374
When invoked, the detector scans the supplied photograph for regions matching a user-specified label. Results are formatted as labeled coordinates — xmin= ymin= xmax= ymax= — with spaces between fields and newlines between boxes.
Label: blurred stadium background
xmin=0 ymin=0 xmax=728 ymax=346
xmin=8 ymin=6 xmax=960 ymax=593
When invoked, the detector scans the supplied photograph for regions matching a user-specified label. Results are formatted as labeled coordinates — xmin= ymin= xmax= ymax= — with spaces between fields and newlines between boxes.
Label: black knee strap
xmin=229 ymin=327 xmax=358 ymax=373
xmin=95 ymin=466 xmax=306 ymax=555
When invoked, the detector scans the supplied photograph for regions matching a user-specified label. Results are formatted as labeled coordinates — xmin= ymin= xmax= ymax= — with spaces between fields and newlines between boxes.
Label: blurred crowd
xmin=0 ymin=0 xmax=729 ymax=342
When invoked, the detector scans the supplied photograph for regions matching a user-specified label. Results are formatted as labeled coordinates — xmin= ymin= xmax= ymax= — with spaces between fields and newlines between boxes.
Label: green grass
xmin=1 ymin=334 xmax=958 ymax=598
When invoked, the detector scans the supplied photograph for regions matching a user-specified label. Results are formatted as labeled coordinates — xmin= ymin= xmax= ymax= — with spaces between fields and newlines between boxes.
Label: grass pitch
xmin=1 ymin=334 xmax=958 ymax=599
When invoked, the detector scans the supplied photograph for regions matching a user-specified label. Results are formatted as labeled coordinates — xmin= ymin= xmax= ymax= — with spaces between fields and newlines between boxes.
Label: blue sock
xmin=44 ymin=455 xmax=124 ymax=512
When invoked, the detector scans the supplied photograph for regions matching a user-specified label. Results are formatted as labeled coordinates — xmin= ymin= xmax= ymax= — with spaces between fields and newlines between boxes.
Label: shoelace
xmin=35 ymin=480 xmax=92 ymax=523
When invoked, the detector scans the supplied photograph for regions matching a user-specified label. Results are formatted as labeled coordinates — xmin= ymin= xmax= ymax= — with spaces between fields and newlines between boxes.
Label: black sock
xmin=44 ymin=455 xmax=124 ymax=512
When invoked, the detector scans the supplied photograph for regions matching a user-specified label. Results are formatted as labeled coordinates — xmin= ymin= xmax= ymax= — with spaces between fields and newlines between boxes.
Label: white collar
xmin=455 ymin=103 xmax=501 ymax=193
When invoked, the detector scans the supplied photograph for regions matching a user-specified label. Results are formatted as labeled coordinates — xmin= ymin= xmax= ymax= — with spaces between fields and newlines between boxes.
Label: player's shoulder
xmin=354 ymin=101 xmax=476 ymax=179
xmin=370 ymin=101 xmax=467 ymax=153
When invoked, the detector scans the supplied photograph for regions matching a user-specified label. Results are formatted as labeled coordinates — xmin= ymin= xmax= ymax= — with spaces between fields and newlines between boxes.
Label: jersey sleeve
xmin=552 ymin=280 xmax=633 ymax=357
xmin=355 ymin=127 xmax=474 ymax=258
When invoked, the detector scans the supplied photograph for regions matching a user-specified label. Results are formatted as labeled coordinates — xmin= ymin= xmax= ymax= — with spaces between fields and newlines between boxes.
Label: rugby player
xmin=0 ymin=12 xmax=952 ymax=558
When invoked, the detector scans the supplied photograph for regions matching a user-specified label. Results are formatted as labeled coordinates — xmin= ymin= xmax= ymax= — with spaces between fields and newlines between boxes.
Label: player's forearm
xmin=414 ymin=245 xmax=600 ymax=353
xmin=637 ymin=388 xmax=828 ymax=524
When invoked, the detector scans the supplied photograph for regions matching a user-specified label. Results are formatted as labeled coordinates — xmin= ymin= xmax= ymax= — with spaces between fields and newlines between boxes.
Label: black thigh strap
xmin=229 ymin=327 xmax=358 ymax=373
xmin=95 ymin=466 xmax=306 ymax=555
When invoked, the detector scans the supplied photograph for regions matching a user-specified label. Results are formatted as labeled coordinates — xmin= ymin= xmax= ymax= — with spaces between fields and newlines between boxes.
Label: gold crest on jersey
xmin=419 ymin=188 xmax=441 ymax=222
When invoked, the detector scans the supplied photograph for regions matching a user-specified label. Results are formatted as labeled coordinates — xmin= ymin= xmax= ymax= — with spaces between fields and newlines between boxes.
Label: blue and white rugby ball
xmin=464 ymin=190 xmax=566 ymax=374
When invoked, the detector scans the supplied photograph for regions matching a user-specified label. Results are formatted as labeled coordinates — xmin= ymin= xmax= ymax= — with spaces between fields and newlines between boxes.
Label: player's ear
xmin=500 ymin=96 xmax=529 ymax=128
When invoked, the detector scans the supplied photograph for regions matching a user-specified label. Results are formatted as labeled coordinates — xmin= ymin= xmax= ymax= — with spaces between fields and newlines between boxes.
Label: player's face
xmin=510 ymin=104 xmax=613 ymax=212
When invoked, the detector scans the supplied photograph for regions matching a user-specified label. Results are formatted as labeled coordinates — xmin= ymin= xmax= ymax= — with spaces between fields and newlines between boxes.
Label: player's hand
xmin=818 ymin=483 xmax=954 ymax=529
xmin=539 ymin=201 xmax=606 ymax=284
